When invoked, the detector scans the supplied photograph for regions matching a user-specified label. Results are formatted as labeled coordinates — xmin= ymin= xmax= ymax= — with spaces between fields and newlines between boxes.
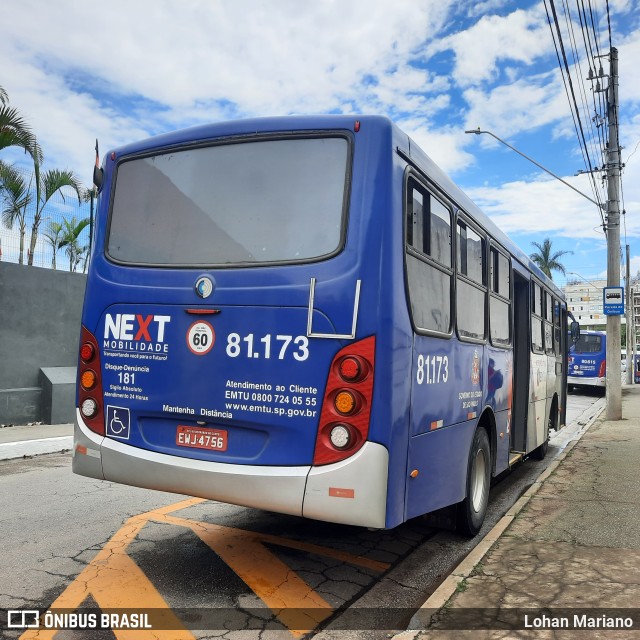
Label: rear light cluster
xmin=599 ymin=360 xmax=606 ymax=378
xmin=313 ymin=336 xmax=375 ymax=466
xmin=78 ymin=326 xmax=105 ymax=435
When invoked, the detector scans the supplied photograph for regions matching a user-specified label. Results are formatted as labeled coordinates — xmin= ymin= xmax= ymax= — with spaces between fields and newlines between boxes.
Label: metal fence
xmin=0 ymin=166 xmax=93 ymax=272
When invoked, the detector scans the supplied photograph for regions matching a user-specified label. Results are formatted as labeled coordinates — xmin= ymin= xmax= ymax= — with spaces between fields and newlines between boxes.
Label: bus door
xmin=511 ymin=270 xmax=530 ymax=454
xmin=559 ymin=306 xmax=568 ymax=425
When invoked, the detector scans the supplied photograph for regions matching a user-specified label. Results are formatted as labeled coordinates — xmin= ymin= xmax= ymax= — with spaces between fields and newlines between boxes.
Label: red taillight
xmin=338 ymin=355 xmax=367 ymax=383
xmin=313 ymin=336 xmax=375 ymax=466
xmin=80 ymin=342 xmax=95 ymax=362
xmin=599 ymin=359 xmax=606 ymax=378
xmin=78 ymin=326 xmax=104 ymax=435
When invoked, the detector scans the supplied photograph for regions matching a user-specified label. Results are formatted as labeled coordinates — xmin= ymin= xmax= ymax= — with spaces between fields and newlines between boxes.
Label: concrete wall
xmin=0 ymin=262 xmax=86 ymax=424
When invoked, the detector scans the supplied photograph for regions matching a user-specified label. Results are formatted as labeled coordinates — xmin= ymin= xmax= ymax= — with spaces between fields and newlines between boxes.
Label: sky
xmin=1 ymin=0 xmax=639 ymax=285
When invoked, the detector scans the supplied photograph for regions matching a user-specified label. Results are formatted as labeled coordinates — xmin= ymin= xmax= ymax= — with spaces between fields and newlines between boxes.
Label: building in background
xmin=563 ymin=278 xmax=610 ymax=331
xmin=633 ymin=286 xmax=640 ymax=373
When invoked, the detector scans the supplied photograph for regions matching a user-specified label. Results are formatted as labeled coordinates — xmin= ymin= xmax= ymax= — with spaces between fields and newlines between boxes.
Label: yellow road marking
xmin=159 ymin=513 xmax=333 ymax=635
xmin=20 ymin=498 xmax=390 ymax=639
xmin=155 ymin=512 xmax=389 ymax=573
xmin=20 ymin=499 xmax=200 ymax=640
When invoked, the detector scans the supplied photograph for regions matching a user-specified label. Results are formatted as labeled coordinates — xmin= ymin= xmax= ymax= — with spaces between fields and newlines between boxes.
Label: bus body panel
xmin=97 ymin=302 xmax=338 ymax=466
xmin=404 ymin=421 xmax=473 ymax=520
xmin=303 ymin=442 xmax=389 ymax=528
xmin=527 ymin=353 xmax=552 ymax=451
xmin=74 ymin=409 xmax=389 ymax=528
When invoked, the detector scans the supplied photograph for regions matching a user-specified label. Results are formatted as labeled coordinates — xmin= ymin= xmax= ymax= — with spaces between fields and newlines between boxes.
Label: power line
xmin=605 ymin=0 xmax=613 ymax=50
xmin=543 ymin=0 xmax=606 ymax=226
xmin=563 ymin=0 xmax=606 ymax=172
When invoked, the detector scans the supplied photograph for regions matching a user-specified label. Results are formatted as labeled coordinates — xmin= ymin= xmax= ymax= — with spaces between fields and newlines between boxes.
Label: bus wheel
xmin=457 ymin=427 xmax=491 ymax=537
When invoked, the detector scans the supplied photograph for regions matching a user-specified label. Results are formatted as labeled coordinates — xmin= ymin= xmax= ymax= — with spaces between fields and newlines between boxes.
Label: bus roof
xmin=106 ymin=114 xmax=564 ymax=300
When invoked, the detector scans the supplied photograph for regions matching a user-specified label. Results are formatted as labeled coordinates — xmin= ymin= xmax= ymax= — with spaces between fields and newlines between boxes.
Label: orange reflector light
xmin=334 ymin=390 xmax=356 ymax=415
xmin=76 ymin=444 xmax=87 ymax=455
xmin=329 ymin=487 xmax=355 ymax=498
xmin=81 ymin=370 xmax=97 ymax=390
xmin=80 ymin=342 xmax=95 ymax=362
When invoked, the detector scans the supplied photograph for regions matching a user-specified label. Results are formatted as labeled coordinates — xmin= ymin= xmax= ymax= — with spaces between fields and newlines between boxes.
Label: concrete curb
xmin=404 ymin=396 xmax=607 ymax=633
xmin=0 ymin=435 xmax=73 ymax=461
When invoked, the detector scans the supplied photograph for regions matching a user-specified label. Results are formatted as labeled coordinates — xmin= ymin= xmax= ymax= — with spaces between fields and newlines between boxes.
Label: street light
xmin=464 ymin=129 xmax=605 ymax=210
xmin=566 ymin=271 xmax=604 ymax=289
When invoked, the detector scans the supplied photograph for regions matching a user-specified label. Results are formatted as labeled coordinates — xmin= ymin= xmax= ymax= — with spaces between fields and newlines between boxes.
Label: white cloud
xmin=462 ymin=71 xmax=570 ymax=137
xmin=1 ymin=0 xmax=452 ymax=112
xmin=466 ymin=175 xmax=611 ymax=238
xmin=0 ymin=0 xmax=458 ymax=185
xmin=431 ymin=5 xmax=552 ymax=87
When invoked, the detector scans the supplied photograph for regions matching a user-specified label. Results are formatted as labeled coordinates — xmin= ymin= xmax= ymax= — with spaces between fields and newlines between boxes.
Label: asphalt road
xmin=0 ymin=391 xmax=604 ymax=640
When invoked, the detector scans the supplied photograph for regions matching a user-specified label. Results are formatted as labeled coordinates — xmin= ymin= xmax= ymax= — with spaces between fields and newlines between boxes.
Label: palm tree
xmin=59 ymin=216 xmax=90 ymax=272
xmin=0 ymin=84 xmax=42 ymax=163
xmin=530 ymin=238 xmax=572 ymax=280
xmin=0 ymin=163 xmax=32 ymax=264
xmin=27 ymin=163 xmax=82 ymax=266
xmin=44 ymin=220 xmax=65 ymax=269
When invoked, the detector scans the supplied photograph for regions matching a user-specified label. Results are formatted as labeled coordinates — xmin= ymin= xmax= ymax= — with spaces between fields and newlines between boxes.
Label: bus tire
xmin=457 ymin=427 xmax=491 ymax=537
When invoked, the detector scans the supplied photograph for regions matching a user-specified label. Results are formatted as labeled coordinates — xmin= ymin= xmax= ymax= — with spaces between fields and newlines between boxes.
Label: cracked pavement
xmin=401 ymin=387 xmax=640 ymax=639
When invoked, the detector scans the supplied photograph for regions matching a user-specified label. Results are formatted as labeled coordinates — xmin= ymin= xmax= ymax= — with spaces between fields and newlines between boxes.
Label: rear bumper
xmin=568 ymin=375 xmax=606 ymax=388
xmin=72 ymin=410 xmax=388 ymax=528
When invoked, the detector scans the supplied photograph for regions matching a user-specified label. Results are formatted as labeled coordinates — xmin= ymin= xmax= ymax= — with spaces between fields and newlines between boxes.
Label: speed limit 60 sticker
xmin=187 ymin=321 xmax=215 ymax=355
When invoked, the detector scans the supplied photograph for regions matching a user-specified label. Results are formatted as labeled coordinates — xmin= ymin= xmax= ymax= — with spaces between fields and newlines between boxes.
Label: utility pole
xmin=626 ymin=244 xmax=633 ymax=384
xmin=605 ymin=47 xmax=622 ymax=419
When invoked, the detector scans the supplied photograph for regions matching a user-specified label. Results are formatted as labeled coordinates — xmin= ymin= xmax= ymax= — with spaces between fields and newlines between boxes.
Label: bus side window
xmin=553 ymin=297 xmax=561 ymax=354
xmin=544 ymin=291 xmax=554 ymax=354
xmin=531 ymin=282 xmax=544 ymax=353
xmin=489 ymin=248 xmax=511 ymax=347
xmin=456 ymin=219 xmax=487 ymax=341
xmin=405 ymin=177 xmax=453 ymax=335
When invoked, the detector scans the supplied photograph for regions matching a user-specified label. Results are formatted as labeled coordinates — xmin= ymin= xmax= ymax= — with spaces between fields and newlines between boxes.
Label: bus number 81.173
xmin=416 ymin=354 xmax=449 ymax=385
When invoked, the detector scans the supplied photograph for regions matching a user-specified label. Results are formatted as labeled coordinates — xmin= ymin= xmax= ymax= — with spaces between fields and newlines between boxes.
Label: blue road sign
xmin=603 ymin=287 xmax=624 ymax=315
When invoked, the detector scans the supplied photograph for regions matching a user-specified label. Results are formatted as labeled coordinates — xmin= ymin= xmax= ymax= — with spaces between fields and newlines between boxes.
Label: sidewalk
xmin=397 ymin=386 xmax=640 ymax=638
xmin=0 ymin=422 xmax=73 ymax=460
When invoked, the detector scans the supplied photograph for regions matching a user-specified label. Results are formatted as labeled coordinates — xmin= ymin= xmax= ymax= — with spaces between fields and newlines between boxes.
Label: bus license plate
xmin=176 ymin=426 xmax=227 ymax=451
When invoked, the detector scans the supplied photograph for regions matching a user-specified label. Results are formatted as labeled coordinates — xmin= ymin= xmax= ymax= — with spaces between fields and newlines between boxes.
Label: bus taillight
xmin=78 ymin=326 xmax=105 ymax=436
xmin=338 ymin=355 xmax=367 ymax=382
xmin=313 ymin=336 xmax=375 ymax=466
xmin=599 ymin=360 xmax=606 ymax=378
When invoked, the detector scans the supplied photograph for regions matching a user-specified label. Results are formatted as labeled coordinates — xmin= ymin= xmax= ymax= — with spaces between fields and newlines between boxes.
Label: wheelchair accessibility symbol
xmin=106 ymin=406 xmax=131 ymax=440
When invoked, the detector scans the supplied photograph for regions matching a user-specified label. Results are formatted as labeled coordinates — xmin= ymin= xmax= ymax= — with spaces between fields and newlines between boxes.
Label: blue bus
xmin=568 ymin=330 xmax=606 ymax=390
xmin=73 ymin=116 xmax=569 ymax=535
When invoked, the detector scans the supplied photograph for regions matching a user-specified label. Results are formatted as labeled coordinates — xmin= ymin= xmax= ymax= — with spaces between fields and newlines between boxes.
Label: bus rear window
xmin=573 ymin=334 xmax=603 ymax=353
xmin=107 ymin=137 xmax=349 ymax=266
